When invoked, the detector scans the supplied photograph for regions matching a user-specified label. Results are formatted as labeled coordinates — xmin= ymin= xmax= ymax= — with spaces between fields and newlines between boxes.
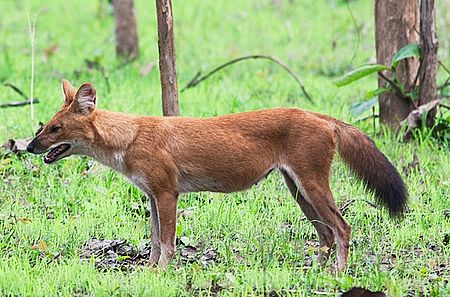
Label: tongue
xmin=44 ymin=155 xmax=55 ymax=164
xmin=44 ymin=150 xmax=59 ymax=164
xmin=44 ymin=144 xmax=69 ymax=164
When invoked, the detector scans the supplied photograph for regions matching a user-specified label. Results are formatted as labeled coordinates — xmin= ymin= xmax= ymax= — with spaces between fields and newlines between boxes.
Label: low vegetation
xmin=0 ymin=0 xmax=449 ymax=295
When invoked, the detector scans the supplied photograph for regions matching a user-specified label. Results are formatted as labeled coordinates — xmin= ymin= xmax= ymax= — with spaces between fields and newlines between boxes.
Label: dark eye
xmin=49 ymin=125 xmax=62 ymax=133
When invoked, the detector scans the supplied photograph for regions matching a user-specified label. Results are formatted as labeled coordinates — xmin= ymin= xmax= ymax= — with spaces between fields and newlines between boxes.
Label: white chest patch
xmin=114 ymin=151 xmax=125 ymax=163
xmin=92 ymin=150 xmax=126 ymax=173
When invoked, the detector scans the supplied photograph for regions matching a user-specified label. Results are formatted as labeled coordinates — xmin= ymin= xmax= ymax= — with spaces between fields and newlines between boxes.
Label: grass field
xmin=1 ymin=0 xmax=449 ymax=296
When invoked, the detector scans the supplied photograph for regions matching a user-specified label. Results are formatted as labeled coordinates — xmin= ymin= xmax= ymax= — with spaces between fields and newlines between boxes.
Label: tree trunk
xmin=156 ymin=0 xmax=180 ymax=116
xmin=113 ymin=0 xmax=139 ymax=62
xmin=375 ymin=0 xmax=419 ymax=129
xmin=418 ymin=0 xmax=438 ymax=127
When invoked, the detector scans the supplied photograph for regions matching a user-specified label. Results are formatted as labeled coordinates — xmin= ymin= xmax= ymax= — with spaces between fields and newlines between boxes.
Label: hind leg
xmin=284 ymin=121 xmax=351 ymax=270
xmin=282 ymin=171 xmax=335 ymax=265
xmin=301 ymin=179 xmax=351 ymax=271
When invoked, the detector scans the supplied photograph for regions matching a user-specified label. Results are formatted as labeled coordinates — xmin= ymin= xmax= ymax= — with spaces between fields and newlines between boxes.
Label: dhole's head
xmin=27 ymin=80 xmax=98 ymax=164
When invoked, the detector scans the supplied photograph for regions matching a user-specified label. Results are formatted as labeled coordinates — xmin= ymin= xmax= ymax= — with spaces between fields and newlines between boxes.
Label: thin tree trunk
xmin=418 ymin=0 xmax=439 ymax=127
xmin=113 ymin=0 xmax=139 ymax=62
xmin=156 ymin=0 xmax=180 ymax=116
xmin=375 ymin=0 xmax=419 ymax=129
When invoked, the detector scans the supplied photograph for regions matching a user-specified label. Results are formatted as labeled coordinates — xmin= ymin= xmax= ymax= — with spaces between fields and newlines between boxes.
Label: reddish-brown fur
xmin=27 ymin=80 xmax=407 ymax=271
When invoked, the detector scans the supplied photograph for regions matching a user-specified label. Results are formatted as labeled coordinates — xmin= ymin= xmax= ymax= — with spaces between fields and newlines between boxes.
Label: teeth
xmin=45 ymin=144 xmax=67 ymax=163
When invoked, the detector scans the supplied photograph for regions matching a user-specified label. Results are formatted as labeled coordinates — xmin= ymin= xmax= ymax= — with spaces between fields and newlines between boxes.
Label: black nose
xmin=26 ymin=140 xmax=35 ymax=153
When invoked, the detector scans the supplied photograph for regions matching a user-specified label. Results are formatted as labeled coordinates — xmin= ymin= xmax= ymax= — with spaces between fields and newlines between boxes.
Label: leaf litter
xmin=2 ymin=138 xmax=32 ymax=154
xmin=80 ymin=238 xmax=218 ymax=271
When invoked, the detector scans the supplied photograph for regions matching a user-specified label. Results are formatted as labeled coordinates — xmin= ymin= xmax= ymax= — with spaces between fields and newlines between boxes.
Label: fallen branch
xmin=362 ymin=199 xmax=378 ymax=209
xmin=2 ymin=83 xmax=39 ymax=108
xmin=340 ymin=199 xmax=356 ymax=215
xmin=401 ymin=99 xmax=441 ymax=140
xmin=4 ymin=83 xmax=29 ymax=99
xmin=340 ymin=199 xmax=378 ymax=215
xmin=181 ymin=55 xmax=314 ymax=103
xmin=0 ymin=99 xmax=40 ymax=108
xmin=355 ymin=114 xmax=379 ymax=123
xmin=439 ymin=103 xmax=450 ymax=110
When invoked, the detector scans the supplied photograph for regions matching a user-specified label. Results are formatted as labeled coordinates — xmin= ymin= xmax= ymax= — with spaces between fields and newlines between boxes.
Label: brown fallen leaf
xmin=31 ymin=240 xmax=48 ymax=252
xmin=319 ymin=246 xmax=330 ymax=254
xmin=17 ymin=217 xmax=32 ymax=224
xmin=42 ymin=43 xmax=59 ymax=61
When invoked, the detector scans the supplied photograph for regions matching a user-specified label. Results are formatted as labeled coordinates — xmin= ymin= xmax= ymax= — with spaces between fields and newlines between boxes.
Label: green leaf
xmin=176 ymin=225 xmax=184 ymax=237
xmin=364 ymin=87 xmax=389 ymax=100
xmin=335 ymin=64 xmax=389 ymax=87
xmin=180 ymin=236 xmax=191 ymax=246
xmin=392 ymin=43 xmax=420 ymax=69
xmin=116 ymin=255 xmax=130 ymax=261
xmin=350 ymin=98 xmax=377 ymax=117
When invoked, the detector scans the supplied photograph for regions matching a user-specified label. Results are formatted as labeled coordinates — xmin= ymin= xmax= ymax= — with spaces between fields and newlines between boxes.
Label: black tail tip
xmin=377 ymin=177 xmax=408 ymax=218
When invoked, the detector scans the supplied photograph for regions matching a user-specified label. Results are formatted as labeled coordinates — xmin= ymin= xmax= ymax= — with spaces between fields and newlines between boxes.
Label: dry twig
xmin=0 ymin=99 xmax=40 ymax=108
xmin=1 ymin=83 xmax=40 ymax=108
xmin=181 ymin=55 xmax=313 ymax=103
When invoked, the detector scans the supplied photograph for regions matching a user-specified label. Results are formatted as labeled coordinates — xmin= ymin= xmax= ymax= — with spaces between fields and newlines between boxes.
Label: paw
xmin=148 ymin=250 xmax=161 ymax=266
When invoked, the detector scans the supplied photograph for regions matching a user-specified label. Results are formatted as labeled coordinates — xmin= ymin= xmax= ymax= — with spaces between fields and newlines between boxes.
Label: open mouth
xmin=44 ymin=144 xmax=71 ymax=164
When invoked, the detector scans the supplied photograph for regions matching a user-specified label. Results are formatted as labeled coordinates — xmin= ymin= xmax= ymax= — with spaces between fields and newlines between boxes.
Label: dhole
xmin=27 ymin=80 xmax=407 ymax=271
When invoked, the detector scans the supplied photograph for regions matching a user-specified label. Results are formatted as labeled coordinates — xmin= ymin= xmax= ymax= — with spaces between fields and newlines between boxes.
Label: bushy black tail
xmin=335 ymin=121 xmax=408 ymax=217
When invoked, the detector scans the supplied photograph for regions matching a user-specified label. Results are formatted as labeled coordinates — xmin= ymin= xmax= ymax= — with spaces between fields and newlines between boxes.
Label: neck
xmin=85 ymin=109 xmax=139 ymax=172
xmin=93 ymin=110 xmax=138 ymax=149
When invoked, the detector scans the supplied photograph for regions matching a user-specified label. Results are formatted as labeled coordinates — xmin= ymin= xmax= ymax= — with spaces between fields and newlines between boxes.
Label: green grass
xmin=1 ymin=0 xmax=449 ymax=296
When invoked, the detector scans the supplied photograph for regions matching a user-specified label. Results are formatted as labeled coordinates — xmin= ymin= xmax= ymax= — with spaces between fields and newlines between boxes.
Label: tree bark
xmin=418 ymin=0 xmax=438 ymax=127
xmin=156 ymin=0 xmax=180 ymax=116
xmin=113 ymin=0 xmax=139 ymax=62
xmin=375 ymin=0 xmax=419 ymax=129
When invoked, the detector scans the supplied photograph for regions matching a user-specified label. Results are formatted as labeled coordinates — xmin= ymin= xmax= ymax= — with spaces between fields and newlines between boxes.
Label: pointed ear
xmin=62 ymin=79 xmax=77 ymax=107
xmin=72 ymin=83 xmax=97 ymax=114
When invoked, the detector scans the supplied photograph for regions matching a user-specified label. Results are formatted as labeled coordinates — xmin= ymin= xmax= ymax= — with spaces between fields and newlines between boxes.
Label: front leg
xmin=128 ymin=154 xmax=180 ymax=268
xmin=148 ymin=194 xmax=161 ymax=265
xmin=154 ymin=191 xmax=178 ymax=267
